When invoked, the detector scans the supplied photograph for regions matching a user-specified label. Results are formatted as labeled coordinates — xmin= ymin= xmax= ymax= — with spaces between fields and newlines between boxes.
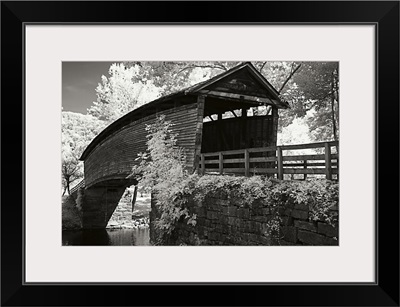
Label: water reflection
xmin=62 ymin=228 xmax=150 ymax=246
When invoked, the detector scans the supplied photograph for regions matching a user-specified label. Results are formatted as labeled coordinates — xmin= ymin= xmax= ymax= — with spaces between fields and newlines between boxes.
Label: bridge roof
xmin=80 ymin=62 xmax=288 ymax=161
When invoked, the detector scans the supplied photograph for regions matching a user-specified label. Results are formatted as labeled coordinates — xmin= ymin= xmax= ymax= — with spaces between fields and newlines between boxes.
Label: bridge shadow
xmin=62 ymin=228 xmax=150 ymax=246
xmin=62 ymin=229 xmax=111 ymax=245
xmin=72 ymin=178 xmax=137 ymax=229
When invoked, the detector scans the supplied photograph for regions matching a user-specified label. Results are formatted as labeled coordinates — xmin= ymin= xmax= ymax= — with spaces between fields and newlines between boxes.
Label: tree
xmin=82 ymin=61 xmax=338 ymax=158
xmin=61 ymin=111 xmax=105 ymax=194
xmin=88 ymin=61 xmax=243 ymax=124
xmin=253 ymin=61 xmax=305 ymax=120
xmin=129 ymin=115 xmax=197 ymax=239
xmin=62 ymin=151 xmax=82 ymax=195
xmin=124 ymin=61 xmax=239 ymax=96
xmin=88 ymin=63 xmax=163 ymax=123
xmin=277 ymin=117 xmax=312 ymax=146
xmin=258 ymin=61 xmax=339 ymax=141
xmin=292 ymin=62 xmax=339 ymax=141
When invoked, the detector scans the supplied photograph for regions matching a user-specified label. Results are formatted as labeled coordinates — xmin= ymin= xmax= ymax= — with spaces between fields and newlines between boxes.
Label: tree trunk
xmin=330 ymin=73 xmax=338 ymax=141
xmin=278 ymin=63 xmax=302 ymax=94
xmin=131 ymin=185 xmax=138 ymax=213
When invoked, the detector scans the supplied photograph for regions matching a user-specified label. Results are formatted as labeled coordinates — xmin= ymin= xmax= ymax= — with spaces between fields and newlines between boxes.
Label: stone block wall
xmin=150 ymin=189 xmax=339 ymax=246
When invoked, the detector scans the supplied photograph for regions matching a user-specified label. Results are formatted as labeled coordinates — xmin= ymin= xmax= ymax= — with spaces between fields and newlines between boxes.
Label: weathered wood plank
xmin=244 ymin=149 xmax=250 ymax=177
xmin=204 ymin=159 xmax=220 ymax=164
xmin=249 ymin=168 xmax=278 ymax=174
xmin=219 ymin=152 xmax=223 ymax=175
xmin=283 ymin=162 xmax=337 ymax=167
xmin=277 ymin=147 xmax=283 ymax=180
xmin=202 ymin=152 xmax=220 ymax=157
xmin=283 ymin=168 xmax=338 ymax=174
xmin=222 ymin=168 xmax=246 ymax=173
xmin=283 ymin=154 xmax=338 ymax=161
xmin=325 ymin=142 xmax=332 ymax=180
xmin=303 ymin=160 xmax=308 ymax=180
xmin=200 ymin=154 xmax=205 ymax=175
xmin=84 ymin=103 xmax=198 ymax=187
xmin=219 ymin=148 xmax=246 ymax=155
xmin=247 ymin=146 xmax=277 ymax=153
xmin=223 ymin=158 xmax=245 ymax=164
xmin=250 ymin=157 xmax=277 ymax=162
xmin=280 ymin=140 xmax=339 ymax=150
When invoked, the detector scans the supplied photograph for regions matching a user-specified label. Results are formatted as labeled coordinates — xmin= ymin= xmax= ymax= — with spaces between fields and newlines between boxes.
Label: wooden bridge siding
xmin=84 ymin=103 xmax=200 ymax=188
xmin=271 ymin=107 xmax=279 ymax=146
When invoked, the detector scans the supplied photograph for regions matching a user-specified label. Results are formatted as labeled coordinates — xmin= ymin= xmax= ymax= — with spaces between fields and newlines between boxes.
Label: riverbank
xmin=62 ymin=189 xmax=152 ymax=231
xmin=106 ymin=192 xmax=151 ymax=229
xmin=62 ymin=191 xmax=152 ymax=245
xmin=62 ymin=195 xmax=82 ymax=230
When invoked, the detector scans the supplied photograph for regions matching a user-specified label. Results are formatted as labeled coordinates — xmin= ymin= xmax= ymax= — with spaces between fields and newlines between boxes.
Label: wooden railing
xmin=69 ymin=179 xmax=85 ymax=195
xmin=199 ymin=141 xmax=339 ymax=180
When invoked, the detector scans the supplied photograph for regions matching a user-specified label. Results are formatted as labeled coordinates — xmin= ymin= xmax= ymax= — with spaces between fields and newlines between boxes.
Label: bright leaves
xmin=129 ymin=115 xmax=197 ymax=241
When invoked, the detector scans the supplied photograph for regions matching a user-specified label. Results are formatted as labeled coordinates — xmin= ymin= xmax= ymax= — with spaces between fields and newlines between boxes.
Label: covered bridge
xmin=75 ymin=62 xmax=289 ymax=228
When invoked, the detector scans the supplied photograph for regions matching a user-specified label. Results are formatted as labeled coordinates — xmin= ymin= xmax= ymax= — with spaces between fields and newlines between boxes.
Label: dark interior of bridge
xmin=200 ymin=97 xmax=276 ymax=154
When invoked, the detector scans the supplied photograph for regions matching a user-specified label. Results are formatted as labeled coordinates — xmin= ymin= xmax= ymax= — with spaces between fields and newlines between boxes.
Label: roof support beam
xmin=199 ymin=90 xmax=284 ymax=108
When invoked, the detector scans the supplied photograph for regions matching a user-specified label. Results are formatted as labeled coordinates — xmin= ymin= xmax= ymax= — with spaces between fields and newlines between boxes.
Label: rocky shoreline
xmin=106 ymin=216 xmax=150 ymax=229
xmin=106 ymin=192 xmax=151 ymax=229
xmin=62 ymin=190 xmax=151 ymax=231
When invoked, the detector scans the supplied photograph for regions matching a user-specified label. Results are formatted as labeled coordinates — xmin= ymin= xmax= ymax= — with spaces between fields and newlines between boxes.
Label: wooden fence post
xmin=219 ymin=152 xmax=223 ymax=175
xmin=277 ymin=147 xmax=283 ymax=180
xmin=201 ymin=154 xmax=205 ymax=175
xmin=325 ymin=142 xmax=332 ymax=180
xmin=303 ymin=160 xmax=308 ymax=180
xmin=335 ymin=144 xmax=339 ymax=181
xmin=244 ymin=149 xmax=250 ymax=177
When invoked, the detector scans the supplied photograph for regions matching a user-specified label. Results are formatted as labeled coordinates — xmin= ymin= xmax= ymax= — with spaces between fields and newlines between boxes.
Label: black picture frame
xmin=1 ymin=1 xmax=399 ymax=306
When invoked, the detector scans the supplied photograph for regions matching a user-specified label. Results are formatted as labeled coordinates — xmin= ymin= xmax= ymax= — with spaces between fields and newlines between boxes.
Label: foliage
xmin=88 ymin=63 xmax=162 ymax=123
xmin=258 ymin=61 xmax=339 ymax=141
xmin=264 ymin=214 xmax=282 ymax=240
xmin=292 ymin=62 xmax=339 ymax=141
xmin=62 ymin=60 xmax=340 ymax=196
xmin=86 ymin=61 xmax=339 ymax=143
xmin=191 ymin=176 xmax=338 ymax=245
xmin=61 ymin=111 xmax=105 ymax=194
xmin=192 ymin=175 xmax=271 ymax=207
xmin=129 ymin=114 xmax=338 ymax=244
xmin=293 ymin=62 xmax=339 ymax=103
xmin=277 ymin=117 xmax=312 ymax=146
xmin=129 ymin=115 xmax=197 ymax=241
xmin=62 ymin=195 xmax=82 ymax=230
xmin=182 ymin=175 xmax=338 ymax=225
xmin=269 ymin=179 xmax=339 ymax=225
xmin=61 ymin=154 xmax=82 ymax=195
xmin=159 ymin=174 xmax=338 ymax=245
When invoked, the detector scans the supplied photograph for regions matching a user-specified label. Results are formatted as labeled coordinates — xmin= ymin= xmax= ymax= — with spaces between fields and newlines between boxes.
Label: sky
xmin=62 ymin=62 xmax=117 ymax=114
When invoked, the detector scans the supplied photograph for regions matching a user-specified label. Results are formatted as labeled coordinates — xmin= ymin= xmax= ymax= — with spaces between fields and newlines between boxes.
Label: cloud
xmin=82 ymin=78 xmax=97 ymax=86
xmin=64 ymin=85 xmax=79 ymax=93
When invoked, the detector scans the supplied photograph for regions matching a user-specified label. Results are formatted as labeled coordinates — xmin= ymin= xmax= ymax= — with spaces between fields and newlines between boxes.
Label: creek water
xmin=62 ymin=228 xmax=150 ymax=246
